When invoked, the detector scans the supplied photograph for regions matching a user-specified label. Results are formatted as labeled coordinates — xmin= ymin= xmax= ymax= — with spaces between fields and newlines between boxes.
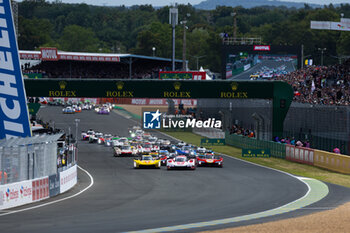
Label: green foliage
xmin=17 ymin=1 xmax=350 ymax=73
xmin=59 ymin=25 xmax=100 ymax=52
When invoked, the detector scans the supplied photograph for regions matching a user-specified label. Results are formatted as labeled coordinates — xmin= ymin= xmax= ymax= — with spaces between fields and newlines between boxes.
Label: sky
xmin=17 ymin=0 xmax=350 ymax=7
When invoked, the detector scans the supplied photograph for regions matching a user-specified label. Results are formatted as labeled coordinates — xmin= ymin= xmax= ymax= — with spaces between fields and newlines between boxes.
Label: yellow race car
xmin=133 ymin=155 xmax=161 ymax=169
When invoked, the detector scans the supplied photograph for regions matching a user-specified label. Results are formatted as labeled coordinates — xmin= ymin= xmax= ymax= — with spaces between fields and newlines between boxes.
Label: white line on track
xmin=0 ymin=165 xmax=94 ymax=217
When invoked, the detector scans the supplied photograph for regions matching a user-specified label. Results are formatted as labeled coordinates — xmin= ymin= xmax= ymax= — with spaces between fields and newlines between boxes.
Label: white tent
xmin=199 ymin=66 xmax=212 ymax=80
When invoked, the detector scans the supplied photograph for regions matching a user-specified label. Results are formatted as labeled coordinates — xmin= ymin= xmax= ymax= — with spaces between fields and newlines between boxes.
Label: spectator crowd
xmin=275 ymin=59 xmax=350 ymax=106
xmin=229 ymin=124 xmax=255 ymax=138
xmin=22 ymin=60 xmax=172 ymax=79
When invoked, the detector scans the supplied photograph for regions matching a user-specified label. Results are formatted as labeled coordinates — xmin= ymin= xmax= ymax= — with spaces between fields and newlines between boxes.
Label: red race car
xmin=197 ymin=154 xmax=223 ymax=167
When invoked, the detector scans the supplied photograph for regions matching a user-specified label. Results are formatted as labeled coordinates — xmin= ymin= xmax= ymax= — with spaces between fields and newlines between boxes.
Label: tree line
xmin=18 ymin=0 xmax=350 ymax=72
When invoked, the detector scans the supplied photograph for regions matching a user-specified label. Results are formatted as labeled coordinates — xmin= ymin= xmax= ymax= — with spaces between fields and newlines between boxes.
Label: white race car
xmin=113 ymin=137 xmax=129 ymax=147
xmin=89 ymin=132 xmax=102 ymax=143
xmin=167 ymin=155 xmax=196 ymax=170
xmin=82 ymin=129 xmax=95 ymax=140
xmin=114 ymin=145 xmax=137 ymax=157
xmin=140 ymin=143 xmax=152 ymax=154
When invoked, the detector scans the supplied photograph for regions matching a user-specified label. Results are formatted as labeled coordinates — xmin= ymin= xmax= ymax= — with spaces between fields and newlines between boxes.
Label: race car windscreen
xmin=175 ymin=157 xmax=186 ymax=162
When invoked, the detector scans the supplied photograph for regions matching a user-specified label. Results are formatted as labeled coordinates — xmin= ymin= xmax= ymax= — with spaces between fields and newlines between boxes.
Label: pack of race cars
xmin=81 ymin=126 xmax=223 ymax=170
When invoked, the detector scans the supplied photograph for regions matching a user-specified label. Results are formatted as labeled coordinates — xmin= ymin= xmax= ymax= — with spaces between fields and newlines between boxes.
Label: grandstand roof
xmin=19 ymin=49 xmax=182 ymax=63
xmin=0 ymin=133 xmax=64 ymax=147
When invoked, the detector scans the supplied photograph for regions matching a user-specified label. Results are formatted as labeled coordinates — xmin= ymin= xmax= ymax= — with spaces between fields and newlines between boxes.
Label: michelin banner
xmin=0 ymin=0 xmax=31 ymax=139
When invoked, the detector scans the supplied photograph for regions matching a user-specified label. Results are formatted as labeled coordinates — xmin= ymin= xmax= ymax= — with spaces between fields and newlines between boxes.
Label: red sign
xmin=32 ymin=177 xmax=49 ymax=201
xmin=253 ymin=45 xmax=271 ymax=51
xmin=41 ymin=48 xmax=58 ymax=61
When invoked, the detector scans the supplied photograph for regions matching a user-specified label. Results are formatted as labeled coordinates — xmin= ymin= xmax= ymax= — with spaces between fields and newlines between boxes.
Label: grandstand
xmin=20 ymin=48 xmax=183 ymax=80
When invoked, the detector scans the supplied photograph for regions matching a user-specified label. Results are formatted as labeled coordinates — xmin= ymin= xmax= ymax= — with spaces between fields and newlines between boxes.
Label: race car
xmin=149 ymin=151 xmax=159 ymax=158
xmin=176 ymin=145 xmax=196 ymax=157
xmin=89 ymin=132 xmax=103 ymax=143
xmin=151 ymin=144 xmax=160 ymax=152
xmin=139 ymin=143 xmax=152 ymax=154
xmin=197 ymin=154 xmax=223 ymax=167
xmin=158 ymin=150 xmax=170 ymax=166
xmin=148 ymin=136 xmax=158 ymax=144
xmin=160 ymin=139 xmax=171 ymax=146
xmin=133 ymin=155 xmax=161 ymax=169
xmin=81 ymin=129 xmax=95 ymax=140
xmin=72 ymin=105 xmax=81 ymax=113
xmin=98 ymin=133 xmax=112 ymax=145
xmin=98 ymin=107 xmax=110 ymax=115
xmin=62 ymin=106 xmax=75 ymax=114
xmin=82 ymin=104 xmax=92 ymax=110
xmin=167 ymin=155 xmax=196 ymax=170
xmin=112 ymin=137 xmax=128 ymax=147
xmin=114 ymin=145 xmax=138 ymax=157
xmin=177 ymin=141 xmax=186 ymax=147
xmin=104 ymin=135 xmax=114 ymax=147
xmin=196 ymin=147 xmax=207 ymax=154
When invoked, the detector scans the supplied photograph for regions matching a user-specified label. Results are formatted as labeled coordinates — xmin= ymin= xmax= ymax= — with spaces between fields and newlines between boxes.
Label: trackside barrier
xmin=59 ymin=165 xmax=77 ymax=193
xmin=226 ymin=132 xmax=350 ymax=174
xmin=285 ymin=145 xmax=314 ymax=165
xmin=314 ymin=150 xmax=350 ymax=174
xmin=0 ymin=165 xmax=77 ymax=210
xmin=0 ymin=179 xmax=33 ymax=209
xmin=225 ymin=132 xmax=286 ymax=158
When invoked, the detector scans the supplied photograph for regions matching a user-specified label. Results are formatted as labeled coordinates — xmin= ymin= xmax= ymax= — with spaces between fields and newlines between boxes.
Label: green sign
xmin=242 ymin=149 xmax=270 ymax=158
xmin=27 ymin=103 xmax=41 ymax=115
xmin=160 ymin=73 xmax=192 ymax=80
xmin=23 ymin=79 xmax=293 ymax=138
xmin=23 ymin=73 xmax=42 ymax=79
xmin=201 ymin=138 xmax=225 ymax=146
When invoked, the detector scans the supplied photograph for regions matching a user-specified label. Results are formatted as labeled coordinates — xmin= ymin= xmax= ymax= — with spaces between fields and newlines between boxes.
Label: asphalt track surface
xmin=1 ymin=106 xmax=350 ymax=233
xmin=229 ymin=60 xmax=295 ymax=80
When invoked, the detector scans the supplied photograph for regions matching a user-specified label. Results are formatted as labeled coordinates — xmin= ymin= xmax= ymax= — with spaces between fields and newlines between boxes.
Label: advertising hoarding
xmin=49 ymin=173 xmax=60 ymax=197
xmin=0 ymin=0 xmax=31 ymax=139
xmin=0 ymin=180 xmax=32 ymax=210
xmin=60 ymin=165 xmax=77 ymax=193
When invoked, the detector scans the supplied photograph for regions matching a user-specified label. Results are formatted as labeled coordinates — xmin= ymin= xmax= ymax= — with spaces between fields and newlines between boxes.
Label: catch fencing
xmin=198 ymin=99 xmax=350 ymax=155
xmin=0 ymin=134 xmax=62 ymax=185
xmin=225 ymin=132 xmax=286 ymax=158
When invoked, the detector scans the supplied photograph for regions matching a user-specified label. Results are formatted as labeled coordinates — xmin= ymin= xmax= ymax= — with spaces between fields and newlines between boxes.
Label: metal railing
xmin=0 ymin=134 xmax=63 ymax=185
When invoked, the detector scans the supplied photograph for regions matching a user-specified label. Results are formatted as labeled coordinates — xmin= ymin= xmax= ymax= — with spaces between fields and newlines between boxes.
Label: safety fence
xmin=226 ymin=133 xmax=350 ymax=174
xmin=0 ymin=135 xmax=62 ymax=185
xmin=0 ymin=134 xmax=78 ymax=210
xmin=225 ymin=132 xmax=286 ymax=158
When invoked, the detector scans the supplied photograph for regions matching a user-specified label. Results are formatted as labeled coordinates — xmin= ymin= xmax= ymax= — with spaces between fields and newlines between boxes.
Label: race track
xmin=1 ymin=106 xmax=349 ymax=233
xmin=229 ymin=60 xmax=295 ymax=80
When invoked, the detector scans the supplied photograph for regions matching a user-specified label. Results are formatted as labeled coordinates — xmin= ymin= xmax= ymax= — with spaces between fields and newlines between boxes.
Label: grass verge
xmin=164 ymin=131 xmax=350 ymax=188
